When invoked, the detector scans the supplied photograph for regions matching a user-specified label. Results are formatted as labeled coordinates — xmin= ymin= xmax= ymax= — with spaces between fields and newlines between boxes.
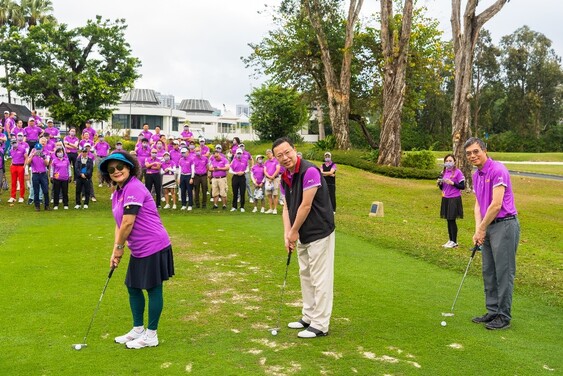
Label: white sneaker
xmin=288 ymin=320 xmax=309 ymax=329
xmin=265 ymin=209 xmax=273 ymax=214
xmin=172 ymin=204 xmax=177 ymax=209
xmin=18 ymin=198 xmax=24 ymax=203
xmin=252 ymin=207 xmax=258 ymax=213
xmin=98 ymin=184 xmax=103 ymax=187
xmin=8 ymin=197 xmax=15 ymax=203
xmin=74 ymin=205 xmax=81 ymax=209
xmin=83 ymin=205 xmax=88 ymax=209
xmin=218 ymin=197 xmax=222 ymax=202
xmin=260 ymin=207 xmax=265 ymax=213
xmin=230 ymin=207 xmax=237 ymax=212
xmin=210 ymin=197 xmax=214 ymax=202
xmin=180 ymin=206 xmax=186 ymax=210
xmin=187 ymin=206 xmax=193 ymax=211
xmin=161 ymin=197 xmax=165 ymax=202
xmin=115 ymin=327 xmax=145 ymax=344
xmin=272 ymin=210 xmax=277 ymax=215
xmin=53 ymin=206 xmax=58 ymax=210
xmin=91 ymin=197 xmax=97 ymax=202
xmin=50 ymin=199 xmax=54 ymax=203
xmin=126 ymin=332 xmax=159 ymax=349
xmin=240 ymin=208 xmax=245 ymax=212
xmin=442 ymin=241 xmax=453 ymax=248
xmin=443 ymin=241 xmax=458 ymax=248
xmin=249 ymin=198 xmax=254 ymax=203
xmin=64 ymin=206 xmax=69 ymax=210
xmin=163 ymin=204 xmax=170 ymax=209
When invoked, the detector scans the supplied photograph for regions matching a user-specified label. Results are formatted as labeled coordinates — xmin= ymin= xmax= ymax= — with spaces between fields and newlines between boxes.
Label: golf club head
xmin=71 ymin=343 xmax=87 ymax=351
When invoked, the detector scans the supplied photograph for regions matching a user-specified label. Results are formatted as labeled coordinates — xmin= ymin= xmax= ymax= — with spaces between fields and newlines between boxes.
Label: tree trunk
xmin=377 ymin=0 xmax=414 ymax=166
xmin=451 ymin=0 xmax=509 ymax=188
xmin=303 ymin=0 xmax=363 ymax=150
xmin=4 ymin=63 xmax=11 ymax=103
xmin=316 ymin=101 xmax=325 ymax=140
xmin=349 ymin=113 xmax=378 ymax=149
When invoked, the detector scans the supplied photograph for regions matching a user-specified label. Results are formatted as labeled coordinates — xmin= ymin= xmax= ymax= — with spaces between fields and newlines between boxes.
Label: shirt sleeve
xmin=123 ymin=204 xmax=141 ymax=215
xmin=302 ymin=167 xmax=321 ymax=191
xmin=492 ymin=165 xmax=510 ymax=188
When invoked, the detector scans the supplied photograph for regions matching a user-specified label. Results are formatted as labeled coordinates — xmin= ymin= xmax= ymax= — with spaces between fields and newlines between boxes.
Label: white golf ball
xmin=74 ymin=344 xmax=82 ymax=350
xmin=441 ymin=321 xmax=447 ymax=327
xmin=271 ymin=330 xmax=278 ymax=336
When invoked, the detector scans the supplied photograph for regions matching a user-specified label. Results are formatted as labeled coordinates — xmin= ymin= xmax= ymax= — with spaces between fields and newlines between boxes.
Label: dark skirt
xmin=125 ymin=245 xmax=175 ymax=290
xmin=440 ymin=196 xmax=464 ymax=220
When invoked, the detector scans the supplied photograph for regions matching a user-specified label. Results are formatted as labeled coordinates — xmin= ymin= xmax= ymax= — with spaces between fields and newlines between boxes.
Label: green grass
xmin=430 ymin=150 xmax=563 ymax=163
xmin=502 ymin=163 xmax=563 ymax=176
xmin=0 ymin=161 xmax=561 ymax=375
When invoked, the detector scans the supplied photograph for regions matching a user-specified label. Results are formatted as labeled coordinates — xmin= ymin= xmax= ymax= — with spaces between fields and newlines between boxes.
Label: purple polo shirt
xmin=33 ymin=115 xmax=43 ymax=125
xmin=209 ymin=156 xmax=229 ymax=178
xmin=29 ymin=151 xmax=50 ymax=173
xmin=442 ymin=168 xmax=464 ymax=199
xmin=51 ymin=156 xmax=71 ymax=180
xmin=145 ymin=156 xmax=161 ymax=174
xmin=140 ymin=130 xmax=152 ymax=140
xmin=200 ymin=145 xmax=210 ymax=155
xmin=43 ymin=142 xmax=55 ymax=155
xmin=24 ymin=125 xmax=42 ymax=141
xmin=44 ymin=126 xmax=59 ymax=139
xmin=193 ymin=155 xmax=209 ymax=175
xmin=170 ymin=149 xmax=181 ymax=164
xmin=135 ymin=144 xmax=151 ymax=167
xmin=230 ymin=156 xmax=248 ymax=173
xmin=94 ymin=141 xmax=111 ymax=157
xmin=151 ymin=134 xmax=162 ymax=144
xmin=5 ymin=118 xmax=14 ymax=133
xmin=11 ymin=142 xmax=29 ymax=164
xmin=161 ymin=159 xmax=176 ymax=175
xmin=178 ymin=155 xmax=195 ymax=175
xmin=280 ymin=166 xmax=321 ymax=196
xmin=180 ymin=130 xmax=193 ymax=140
xmin=264 ymin=158 xmax=280 ymax=177
xmin=79 ymin=139 xmax=92 ymax=149
xmin=64 ymin=135 xmax=79 ymax=152
xmin=82 ymin=127 xmax=96 ymax=139
xmin=252 ymin=164 xmax=265 ymax=184
xmin=473 ymin=158 xmax=518 ymax=219
xmin=112 ymin=176 xmax=171 ymax=258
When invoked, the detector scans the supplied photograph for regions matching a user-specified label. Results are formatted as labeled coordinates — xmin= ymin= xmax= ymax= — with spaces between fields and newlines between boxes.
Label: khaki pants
xmin=297 ymin=231 xmax=335 ymax=333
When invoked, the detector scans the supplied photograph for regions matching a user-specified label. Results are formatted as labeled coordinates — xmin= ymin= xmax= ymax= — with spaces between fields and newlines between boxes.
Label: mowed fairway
xmin=0 ymin=164 xmax=561 ymax=375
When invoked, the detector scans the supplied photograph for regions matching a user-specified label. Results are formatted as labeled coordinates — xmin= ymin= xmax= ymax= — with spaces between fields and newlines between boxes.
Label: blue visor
xmin=99 ymin=152 xmax=134 ymax=173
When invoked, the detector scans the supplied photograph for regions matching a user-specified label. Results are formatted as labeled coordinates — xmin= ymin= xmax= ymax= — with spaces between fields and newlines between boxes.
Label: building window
xmin=172 ymin=117 xmax=179 ymax=132
xmin=112 ymin=114 xmax=163 ymax=130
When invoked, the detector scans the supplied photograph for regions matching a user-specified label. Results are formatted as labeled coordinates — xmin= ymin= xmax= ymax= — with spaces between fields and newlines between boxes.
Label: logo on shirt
xmin=306 ymin=179 xmax=315 ymax=185
xmin=127 ymin=195 xmax=136 ymax=201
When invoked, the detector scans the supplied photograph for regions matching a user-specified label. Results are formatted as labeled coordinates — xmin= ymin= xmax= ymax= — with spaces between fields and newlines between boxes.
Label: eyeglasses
xmin=465 ymin=149 xmax=482 ymax=157
xmin=107 ymin=163 xmax=126 ymax=174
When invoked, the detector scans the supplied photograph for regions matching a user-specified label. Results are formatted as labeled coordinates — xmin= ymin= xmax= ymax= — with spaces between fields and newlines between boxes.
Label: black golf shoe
xmin=485 ymin=316 xmax=511 ymax=330
xmin=471 ymin=313 xmax=497 ymax=324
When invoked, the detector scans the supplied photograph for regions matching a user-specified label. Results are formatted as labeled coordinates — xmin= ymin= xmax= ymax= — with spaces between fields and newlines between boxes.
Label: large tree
xmin=0 ymin=16 xmax=140 ymax=129
xmin=303 ymin=0 xmax=363 ymax=150
xmin=377 ymin=0 xmax=414 ymax=166
xmin=451 ymin=0 xmax=508 ymax=183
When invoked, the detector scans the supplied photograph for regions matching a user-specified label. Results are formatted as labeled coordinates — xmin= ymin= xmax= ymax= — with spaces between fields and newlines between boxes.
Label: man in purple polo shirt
xmin=192 ymin=146 xmax=209 ymax=209
xmin=31 ymin=110 xmax=43 ymax=126
xmin=43 ymin=119 xmax=59 ymax=145
xmin=94 ymin=135 xmax=111 ymax=187
xmin=464 ymin=137 xmax=520 ymax=330
xmin=180 ymin=125 xmax=193 ymax=143
xmin=139 ymin=123 xmax=153 ymax=141
xmin=151 ymin=126 xmax=162 ymax=144
xmin=23 ymin=118 xmax=43 ymax=150
xmin=26 ymin=143 xmax=51 ymax=211
xmin=9 ymin=133 xmax=29 ymax=203
xmin=64 ymin=127 xmax=80 ymax=181
xmin=82 ymin=120 xmax=97 ymax=140
xmin=209 ymin=149 xmax=229 ymax=210
xmin=177 ymin=147 xmax=195 ymax=210
xmin=145 ymin=149 xmax=163 ymax=207
xmin=229 ymin=148 xmax=249 ymax=212
xmin=264 ymin=149 xmax=281 ymax=214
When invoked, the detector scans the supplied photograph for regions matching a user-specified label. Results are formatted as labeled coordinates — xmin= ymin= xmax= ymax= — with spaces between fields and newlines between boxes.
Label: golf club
xmin=442 ymin=245 xmax=481 ymax=319
xmin=270 ymin=251 xmax=292 ymax=336
xmin=72 ymin=266 xmax=115 ymax=350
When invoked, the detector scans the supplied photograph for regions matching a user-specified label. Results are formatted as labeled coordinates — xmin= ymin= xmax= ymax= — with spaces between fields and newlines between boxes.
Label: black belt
xmin=12 ymin=163 xmax=24 ymax=166
xmin=213 ymin=176 xmax=226 ymax=179
xmin=195 ymin=173 xmax=207 ymax=177
xmin=492 ymin=215 xmax=516 ymax=224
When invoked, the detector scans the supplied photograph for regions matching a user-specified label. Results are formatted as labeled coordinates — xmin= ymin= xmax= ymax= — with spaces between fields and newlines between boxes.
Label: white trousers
xmin=297 ymin=231 xmax=335 ymax=333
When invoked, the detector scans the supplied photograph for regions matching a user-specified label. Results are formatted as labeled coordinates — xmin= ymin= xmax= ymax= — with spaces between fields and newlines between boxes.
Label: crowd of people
xmin=0 ymin=114 xmax=339 ymax=214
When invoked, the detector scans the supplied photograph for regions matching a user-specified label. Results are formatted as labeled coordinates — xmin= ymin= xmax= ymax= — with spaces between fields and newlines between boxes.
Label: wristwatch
xmin=115 ymin=244 xmax=125 ymax=250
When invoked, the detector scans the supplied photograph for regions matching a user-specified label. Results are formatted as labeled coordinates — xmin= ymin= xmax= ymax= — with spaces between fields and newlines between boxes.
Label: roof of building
xmin=0 ymin=102 xmax=32 ymax=121
xmin=120 ymin=89 xmax=160 ymax=105
xmin=178 ymin=99 xmax=214 ymax=113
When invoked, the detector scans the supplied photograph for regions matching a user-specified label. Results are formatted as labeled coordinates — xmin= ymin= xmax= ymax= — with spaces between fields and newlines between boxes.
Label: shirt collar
xmin=478 ymin=157 xmax=493 ymax=175
xmin=115 ymin=175 xmax=134 ymax=191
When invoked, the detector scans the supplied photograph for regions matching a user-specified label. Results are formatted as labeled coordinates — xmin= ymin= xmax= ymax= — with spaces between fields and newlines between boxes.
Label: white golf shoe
xmin=252 ymin=207 xmax=258 ymax=213
xmin=126 ymin=332 xmax=158 ymax=349
xmin=115 ymin=327 xmax=145 ymax=344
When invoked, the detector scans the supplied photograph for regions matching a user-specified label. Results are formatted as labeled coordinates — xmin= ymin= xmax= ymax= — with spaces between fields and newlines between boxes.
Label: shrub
xmin=312 ymin=135 xmax=337 ymax=152
xmin=401 ymin=150 xmax=436 ymax=170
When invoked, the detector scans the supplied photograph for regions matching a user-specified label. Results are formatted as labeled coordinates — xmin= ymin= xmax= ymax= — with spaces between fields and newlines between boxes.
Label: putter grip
xmin=108 ymin=266 xmax=115 ymax=279
xmin=470 ymin=245 xmax=481 ymax=257
xmin=286 ymin=251 xmax=292 ymax=266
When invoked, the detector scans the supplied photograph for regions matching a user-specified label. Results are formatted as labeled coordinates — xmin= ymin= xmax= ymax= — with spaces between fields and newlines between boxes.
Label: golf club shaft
xmin=450 ymin=246 xmax=480 ymax=312
xmin=275 ymin=251 xmax=292 ymax=330
xmin=82 ymin=267 xmax=115 ymax=343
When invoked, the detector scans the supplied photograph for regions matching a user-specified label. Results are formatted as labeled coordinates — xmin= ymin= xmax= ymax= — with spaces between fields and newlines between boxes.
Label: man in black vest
xmin=272 ymin=137 xmax=335 ymax=338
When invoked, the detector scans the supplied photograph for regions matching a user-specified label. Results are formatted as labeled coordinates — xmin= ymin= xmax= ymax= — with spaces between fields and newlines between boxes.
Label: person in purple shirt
xmin=23 ymin=118 xmax=43 ymax=150
xmin=191 ymin=146 xmax=209 ymax=209
xmin=82 ymin=120 xmax=97 ymax=140
xmin=198 ymin=137 xmax=210 ymax=157
xmin=94 ymin=135 xmax=111 ymax=187
xmin=160 ymin=151 xmax=177 ymax=210
xmin=43 ymin=119 xmax=59 ymax=142
xmin=151 ymin=126 xmax=162 ymax=144
xmin=437 ymin=154 xmax=465 ymax=248
xmin=230 ymin=137 xmax=241 ymax=158
xmin=2 ymin=111 xmax=13 ymax=157
xmin=320 ymin=152 xmax=338 ymax=213
xmin=177 ymin=147 xmax=195 ymax=210
xmin=145 ymin=149 xmax=163 ymax=207
xmin=154 ymin=140 xmax=166 ymax=158
xmin=464 ymin=137 xmax=520 ymax=330
xmin=251 ymin=154 xmax=266 ymax=213
xmin=264 ymin=149 xmax=281 ymax=214
xmin=74 ymin=148 xmax=94 ymax=209
xmin=64 ymin=127 xmax=80 ymax=182
xmin=273 ymin=137 xmax=335 ymax=338
xmin=139 ymin=123 xmax=153 ymax=141
xmin=99 ymin=151 xmax=174 ymax=349
xmin=31 ymin=110 xmax=43 ymax=127
xmin=8 ymin=133 xmax=29 ymax=203
xmin=229 ymin=148 xmax=249 ymax=212
xmin=180 ymin=125 xmax=193 ymax=143
xmin=209 ymin=149 xmax=230 ymax=210
xmin=26 ymin=142 xmax=51 ymax=211
xmin=50 ymin=147 xmax=71 ymax=210
xmin=79 ymin=132 xmax=93 ymax=150
xmin=169 ymin=141 xmax=181 ymax=164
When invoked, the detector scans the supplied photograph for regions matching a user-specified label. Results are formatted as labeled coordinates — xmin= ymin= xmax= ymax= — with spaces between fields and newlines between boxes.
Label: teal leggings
xmin=128 ymin=284 xmax=163 ymax=330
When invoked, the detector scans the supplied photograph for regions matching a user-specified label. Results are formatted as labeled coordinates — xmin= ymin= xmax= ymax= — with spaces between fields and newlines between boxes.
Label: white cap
xmin=180 ymin=147 xmax=188 ymax=153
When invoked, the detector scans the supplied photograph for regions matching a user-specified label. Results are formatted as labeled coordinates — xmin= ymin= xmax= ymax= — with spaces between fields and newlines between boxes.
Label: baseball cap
xmin=173 ymin=140 xmax=179 ymax=145
xmin=47 ymin=119 xmax=53 ymax=123
xmin=84 ymin=143 xmax=91 ymax=147
xmin=235 ymin=148 xmax=243 ymax=154
xmin=180 ymin=147 xmax=188 ymax=153
xmin=3 ymin=110 xmax=8 ymax=114
xmin=199 ymin=137 xmax=205 ymax=142
xmin=324 ymin=152 xmax=332 ymax=157
xmin=28 ymin=118 xmax=35 ymax=122
xmin=215 ymin=144 xmax=222 ymax=150
xmin=256 ymin=154 xmax=264 ymax=160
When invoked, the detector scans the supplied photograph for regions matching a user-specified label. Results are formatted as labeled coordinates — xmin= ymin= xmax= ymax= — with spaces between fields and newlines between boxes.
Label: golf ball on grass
xmin=271 ymin=330 xmax=278 ymax=336
xmin=74 ymin=344 xmax=82 ymax=350
xmin=441 ymin=321 xmax=447 ymax=327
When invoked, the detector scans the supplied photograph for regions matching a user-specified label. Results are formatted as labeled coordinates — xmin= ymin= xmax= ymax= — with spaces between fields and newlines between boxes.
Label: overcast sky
xmin=50 ymin=0 xmax=561 ymax=112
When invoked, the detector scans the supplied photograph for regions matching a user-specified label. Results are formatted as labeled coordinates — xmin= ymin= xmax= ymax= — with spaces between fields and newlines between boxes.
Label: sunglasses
xmin=465 ymin=149 xmax=482 ymax=157
xmin=107 ymin=163 xmax=126 ymax=174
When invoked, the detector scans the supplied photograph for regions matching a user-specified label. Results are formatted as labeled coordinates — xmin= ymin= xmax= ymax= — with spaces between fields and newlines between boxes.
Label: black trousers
xmin=53 ymin=179 xmax=69 ymax=206
xmin=327 ymin=183 xmax=336 ymax=212
xmin=145 ymin=173 xmax=162 ymax=207
xmin=231 ymin=175 xmax=246 ymax=209
xmin=32 ymin=173 xmax=49 ymax=208
xmin=179 ymin=174 xmax=193 ymax=206
xmin=75 ymin=177 xmax=90 ymax=205
xmin=67 ymin=152 xmax=78 ymax=181
xmin=193 ymin=174 xmax=208 ymax=208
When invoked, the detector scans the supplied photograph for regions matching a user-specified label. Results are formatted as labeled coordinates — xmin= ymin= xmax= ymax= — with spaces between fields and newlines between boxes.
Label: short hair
xmin=272 ymin=137 xmax=294 ymax=153
xmin=463 ymin=137 xmax=487 ymax=151
xmin=100 ymin=151 xmax=141 ymax=185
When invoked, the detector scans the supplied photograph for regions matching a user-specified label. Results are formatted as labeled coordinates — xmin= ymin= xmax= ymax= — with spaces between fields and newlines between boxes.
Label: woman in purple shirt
xmin=99 ymin=151 xmax=174 ymax=349
xmin=437 ymin=154 xmax=465 ymax=248
xmin=50 ymin=147 xmax=71 ymax=209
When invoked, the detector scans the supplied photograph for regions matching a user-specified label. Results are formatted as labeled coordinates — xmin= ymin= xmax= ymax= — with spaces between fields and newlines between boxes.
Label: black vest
xmin=322 ymin=162 xmax=336 ymax=185
xmin=282 ymin=159 xmax=335 ymax=244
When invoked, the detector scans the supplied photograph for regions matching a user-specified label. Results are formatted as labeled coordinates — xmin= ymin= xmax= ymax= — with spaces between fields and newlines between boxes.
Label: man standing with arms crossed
xmin=272 ymin=137 xmax=335 ymax=338
xmin=464 ymin=137 xmax=520 ymax=330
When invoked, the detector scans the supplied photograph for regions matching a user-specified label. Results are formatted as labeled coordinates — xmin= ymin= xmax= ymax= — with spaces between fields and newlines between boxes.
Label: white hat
xmin=235 ymin=148 xmax=243 ymax=154
xmin=215 ymin=144 xmax=223 ymax=150
xmin=180 ymin=147 xmax=188 ymax=153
